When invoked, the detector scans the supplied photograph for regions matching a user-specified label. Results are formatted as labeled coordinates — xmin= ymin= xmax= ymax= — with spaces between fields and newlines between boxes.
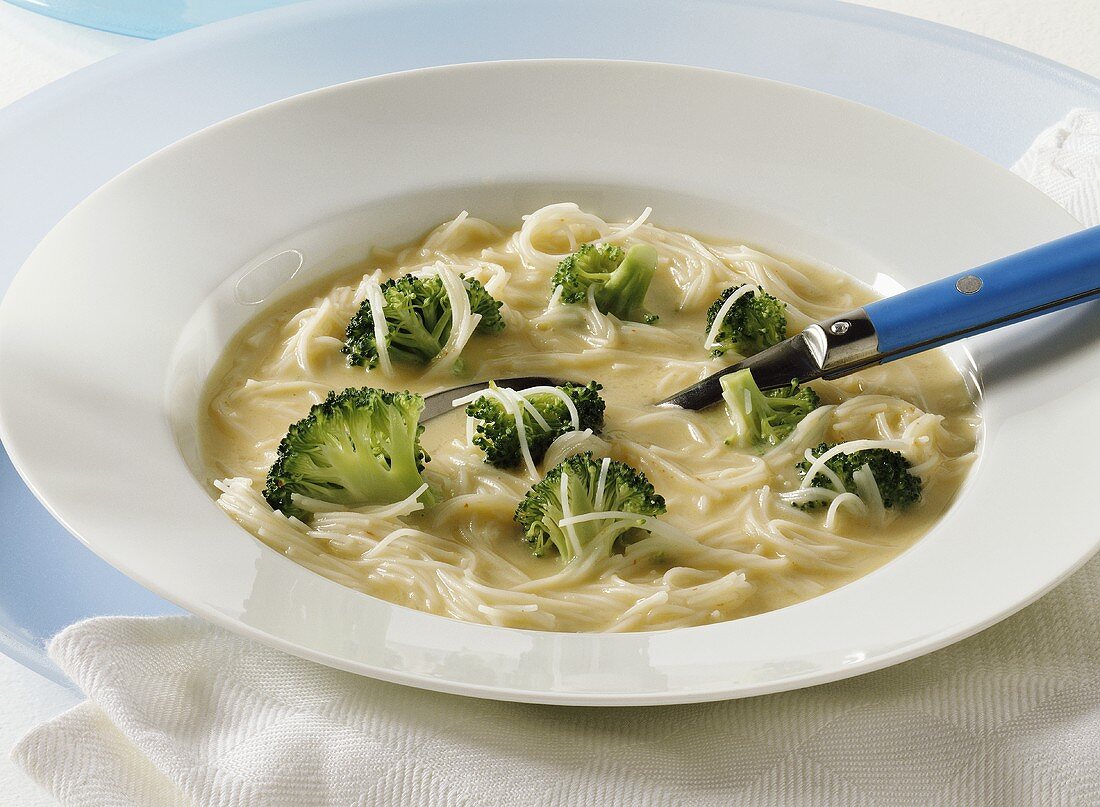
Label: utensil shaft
xmin=865 ymin=225 xmax=1100 ymax=361
xmin=660 ymin=226 xmax=1100 ymax=410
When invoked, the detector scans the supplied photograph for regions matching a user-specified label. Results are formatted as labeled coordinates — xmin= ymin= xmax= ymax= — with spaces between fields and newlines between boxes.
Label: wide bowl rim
xmin=0 ymin=59 xmax=1090 ymax=705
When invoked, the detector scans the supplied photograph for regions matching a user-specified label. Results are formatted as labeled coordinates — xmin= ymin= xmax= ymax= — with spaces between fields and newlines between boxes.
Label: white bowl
xmin=0 ymin=61 xmax=1092 ymax=705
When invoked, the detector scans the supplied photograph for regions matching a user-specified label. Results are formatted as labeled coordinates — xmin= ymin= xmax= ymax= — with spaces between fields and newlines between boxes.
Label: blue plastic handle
xmin=865 ymin=226 xmax=1100 ymax=359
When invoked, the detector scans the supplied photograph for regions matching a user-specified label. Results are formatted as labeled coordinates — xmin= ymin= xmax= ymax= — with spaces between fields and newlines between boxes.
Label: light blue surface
xmin=868 ymin=226 xmax=1100 ymax=356
xmin=3 ymin=0 xmax=1100 ymax=690
xmin=4 ymin=0 xmax=299 ymax=39
xmin=0 ymin=448 xmax=180 ymax=684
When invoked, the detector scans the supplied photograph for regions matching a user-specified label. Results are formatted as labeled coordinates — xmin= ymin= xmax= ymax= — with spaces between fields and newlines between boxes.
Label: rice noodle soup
xmin=201 ymin=204 xmax=979 ymax=632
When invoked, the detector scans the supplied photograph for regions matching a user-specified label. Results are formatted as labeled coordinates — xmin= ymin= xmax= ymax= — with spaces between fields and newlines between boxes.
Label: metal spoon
xmin=423 ymin=225 xmax=1100 ymax=418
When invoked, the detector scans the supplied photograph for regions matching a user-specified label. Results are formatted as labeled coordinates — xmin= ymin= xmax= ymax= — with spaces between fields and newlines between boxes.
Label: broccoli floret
xmin=514 ymin=452 xmax=666 ymax=562
xmin=705 ymin=285 xmax=787 ymax=356
xmin=343 ymin=273 xmax=505 ymax=368
xmin=796 ymin=442 xmax=921 ymax=510
xmin=721 ymin=369 xmax=820 ymax=450
xmin=464 ymin=276 xmax=506 ymax=332
xmin=264 ymin=387 xmax=430 ymax=521
xmin=551 ymin=243 xmax=660 ymax=323
xmin=466 ymin=381 xmax=606 ymax=469
xmin=552 ymin=243 xmax=623 ymax=302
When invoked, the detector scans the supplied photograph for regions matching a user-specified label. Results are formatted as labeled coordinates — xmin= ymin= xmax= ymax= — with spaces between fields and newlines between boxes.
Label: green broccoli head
xmin=551 ymin=243 xmax=660 ymax=323
xmin=514 ymin=452 xmax=666 ymax=562
xmin=465 ymin=381 xmax=605 ymax=469
xmin=264 ymin=387 xmax=430 ymax=522
xmin=796 ymin=442 xmax=921 ymax=510
xmin=552 ymin=243 xmax=623 ymax=303
xmin=705 ymin=285 xmax=787 ymax=356
xmin=343 ymin=272 xmax=505 ymax=368
xmin=721 ymin=369 xmax=820 ymax=450
xmin=464 ymin=277 xmax=506 ymax=333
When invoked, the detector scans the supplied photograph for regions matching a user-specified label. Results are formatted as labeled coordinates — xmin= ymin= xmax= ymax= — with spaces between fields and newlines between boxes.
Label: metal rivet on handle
xmin=830 ymin=320 xmax=850 ymax=335
xmin=955 ymin=275 xmax=983 ymax=294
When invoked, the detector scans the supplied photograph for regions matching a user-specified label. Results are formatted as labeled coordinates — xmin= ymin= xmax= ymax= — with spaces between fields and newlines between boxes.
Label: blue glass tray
xmin=3 ymin=0 xmax=1100 ymax=689
xmin=5 ymin=0 xmax=299 ymax=39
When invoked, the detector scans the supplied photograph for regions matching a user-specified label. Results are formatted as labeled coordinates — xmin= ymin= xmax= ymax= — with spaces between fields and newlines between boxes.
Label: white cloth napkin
xmin=1013 ymin=109 xmax=1100 ymax=227
xmin=12 ymin=109 xmax=1100 ymax=807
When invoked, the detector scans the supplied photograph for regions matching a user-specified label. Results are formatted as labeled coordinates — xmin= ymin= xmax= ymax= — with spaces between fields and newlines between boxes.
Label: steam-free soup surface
xmin=202 ymin=204 xmax=979 ymax=632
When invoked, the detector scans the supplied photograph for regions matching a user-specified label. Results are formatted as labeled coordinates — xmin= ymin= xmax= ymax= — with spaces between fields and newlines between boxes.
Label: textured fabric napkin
xmin=12 ymin=109 xmax=1100 ymax=807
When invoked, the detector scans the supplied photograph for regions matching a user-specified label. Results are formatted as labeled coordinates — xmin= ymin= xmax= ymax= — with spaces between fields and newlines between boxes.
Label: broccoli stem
xmin=388 ymin=310 xmax=448 ymax=364
xmin=721 ymin=369 xmax=820 ymax=450
xmin=595 ymin=244 xmax=659 ymax=323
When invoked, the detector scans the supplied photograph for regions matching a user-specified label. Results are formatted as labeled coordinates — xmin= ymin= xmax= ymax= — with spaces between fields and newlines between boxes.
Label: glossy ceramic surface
xmin=1 ymin=61 xmax=1092 ymax=704
xmin=3 ymin=0 xmax=1100 ymax=690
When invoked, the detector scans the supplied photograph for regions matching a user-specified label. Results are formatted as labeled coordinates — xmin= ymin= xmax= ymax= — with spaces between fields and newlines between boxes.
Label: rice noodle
xmin=703 ymin=283 xmax=759 ymax=351
xmin=591 ymin=206 xmax=653 ymax=246
xmin=202 ymin=203 xmax=980 ymax=632
xmin=452 ymin=385 xmax=540 ymax=478
xmin=798 ymin=439 xmax=910 ymax=491
xmin=362 ymin=275 xmax=394 ymax=376
xmin=432 ymin=262 xmax=481 ymax=366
